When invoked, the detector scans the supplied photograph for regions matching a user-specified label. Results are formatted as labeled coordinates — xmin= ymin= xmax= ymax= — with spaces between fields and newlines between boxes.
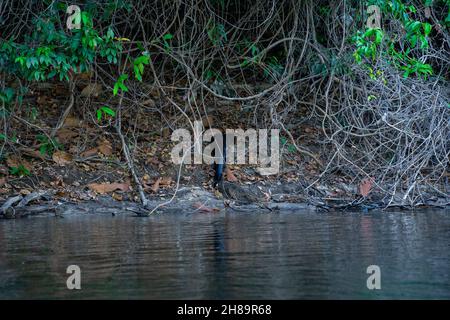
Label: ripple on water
xmin=0 ymin=210 xmax=449 ymax=299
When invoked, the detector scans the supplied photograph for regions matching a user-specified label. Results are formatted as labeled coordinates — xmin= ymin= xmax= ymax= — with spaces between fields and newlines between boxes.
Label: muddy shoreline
xmin=1 ymin=182 xmax=448 ymax=219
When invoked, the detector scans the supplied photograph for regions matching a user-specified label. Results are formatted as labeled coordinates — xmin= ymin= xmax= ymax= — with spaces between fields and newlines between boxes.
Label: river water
xmin=0 ymin=209 xmax=449 ymax=299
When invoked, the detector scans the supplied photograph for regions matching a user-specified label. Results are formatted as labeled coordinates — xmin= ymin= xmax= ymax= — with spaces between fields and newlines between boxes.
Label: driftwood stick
xmin=17 ymin=190 xmax=51 ymax=208
xmin=1 ymin=195 xmax=23 ymax=215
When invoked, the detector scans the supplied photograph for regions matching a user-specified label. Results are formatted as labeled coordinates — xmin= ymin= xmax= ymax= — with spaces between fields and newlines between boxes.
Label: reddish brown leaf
xmin=202 ymin=115 xmax=214 ymax=128
xmin=80 ymin=83 xmax=103 ymax=98
xmin=225 ymin=167 xmax=238 ymax=182
xmin=62 ymin=116 xmax=83 ymax=128
xmin=159 ymin=177 xmax=173 ymax=186
xmin=359 ymin=178 xmax=375 ymax=197
xmin=150 ymin=177 xmax=161 ymax=193
xmin=81 ymin=147 xmax=99 ymax=158
xmin=19 ymin=189 xmax=31 ymax=195
xmin=88 ymin=181 xmax=131 ymax=194
xmin=97 ymin=140 xmax=113 ymax=156
xmin=56 ymin=128 xmax=79 ymax=143
xmin=112 ymin=193 xmax=123 ymax=201
xmin=52 ymin=151 xmax=73 ymax=166
xmin=193 ymin=202 xmax=220 ymax=213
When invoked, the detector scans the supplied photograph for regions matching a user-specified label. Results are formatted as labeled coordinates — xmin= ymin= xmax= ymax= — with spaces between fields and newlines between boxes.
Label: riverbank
xmin=1 ymin=79 xmax=448 ymax=217
xmin=1 ymin=180 xmax=448 ymax=219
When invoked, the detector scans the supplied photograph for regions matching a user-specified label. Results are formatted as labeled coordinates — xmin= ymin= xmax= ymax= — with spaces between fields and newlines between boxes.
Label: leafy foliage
xmin=113 ymin=74 xmax=129 ymax=96
xmin=9 ymin=165 xmax=31 ymax=177
xmin=36 ymin=135 xmax=62 ymax=156
xmin=353 ymin=0 xmax=442 ymax=79
xmin=133 ymin=55 xmax=150 ymax=81
xmin=0 ymin=10 xmax=122 ymax=83
xmin=97 ymin=106 xmax=116 ymax=122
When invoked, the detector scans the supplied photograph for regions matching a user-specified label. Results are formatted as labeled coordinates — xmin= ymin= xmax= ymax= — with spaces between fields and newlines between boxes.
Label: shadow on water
xmin=0 ymin=209 xmax=449 ymax=299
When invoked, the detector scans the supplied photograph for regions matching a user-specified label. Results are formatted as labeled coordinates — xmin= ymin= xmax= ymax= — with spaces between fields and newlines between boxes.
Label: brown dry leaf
xmin=77 ymin=71 xmax=93 ymax=81
xmin=142 ymin=98 xmax=155 ymax=107
xmin=19 ymin=189 xmax=31 ymax=195
xmin=50 ymin=178 xmax=64 ymax=187
xmin=6 ymin=156 xmax=32 ymax=171
xmin=88 ymin=181 xmax=131 ymax=194
xmin=56 ymin=128 xmax=79 ymax=142
xmin=81 ymin=147 xmax=99 ymax=158
xmin=63 ymin=116 xmax=83 ymax=128
xmin=202 ymin=115 xmax=214 ymax=128
xmin=225 ymin=167 xmax=238 ymax=182
xmin=359 ymin=178 xmax=375 ymax=197
xmin=80 ymin=83 xmax=103 ymax=98
xmin=159 ymin=177 xmax=172 ymax=186
xmin=52 ymin=151 xmax=73 ymax=166
xmin=112 ymin=193 xmax=123 ymax=201
xmin=97 ymin=140 xmax=113 ymax=156
xmin=55 ymin=190 xmax=68 ymax=198
xmin=193 ymin=202 xmax=220 ymax=213
xmin=150 ymin=177 xmax=161 ymax=193
xmin=0 ymin=177 xmax=6 ymax=186
xmin=149 ymin=87 xmax=161 ymax=99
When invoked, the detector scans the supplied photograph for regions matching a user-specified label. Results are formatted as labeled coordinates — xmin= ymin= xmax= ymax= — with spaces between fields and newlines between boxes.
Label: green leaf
xmin=39 ymin=144 xmax=47 ymax=156
xmin=101 ymin=106 xmax=116 ymax=117
xmin=97 ymin=109 xmax=102 ymax=122
xmin=118 ymin=74 xmax=128 ymax=82
xmin=375 ymin=30 xmax=383 ymax=44
xmin=163 ymin=33 xmax=173 ymax=40
xmin=423 ymin=23 xmax=432 ymax=37
xmin=409 ymin=21 xmax=421 ymax=32
xmin=119 ymin=83 xmax=128 ymax=92
xmin=107 ymin=28 xmax=114 ymax=39
xmin=134 ymin=55 xmax=149 ymax=65
xmin=9 ymin=164 xmax=30 ymax=177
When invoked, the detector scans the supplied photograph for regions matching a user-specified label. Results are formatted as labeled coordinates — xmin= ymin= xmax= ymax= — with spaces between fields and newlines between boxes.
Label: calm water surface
xmin=0 ymin=209 xmax=449 ymax=299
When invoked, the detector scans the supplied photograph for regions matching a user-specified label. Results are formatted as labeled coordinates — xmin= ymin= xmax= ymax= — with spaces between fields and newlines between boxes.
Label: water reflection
xmin=0 ymin=210 xmax=449 ymax=299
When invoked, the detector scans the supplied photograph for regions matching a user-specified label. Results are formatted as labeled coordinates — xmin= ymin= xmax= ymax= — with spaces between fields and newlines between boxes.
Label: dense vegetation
xmin=0 ymin=0 xmax=449 ymax=207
